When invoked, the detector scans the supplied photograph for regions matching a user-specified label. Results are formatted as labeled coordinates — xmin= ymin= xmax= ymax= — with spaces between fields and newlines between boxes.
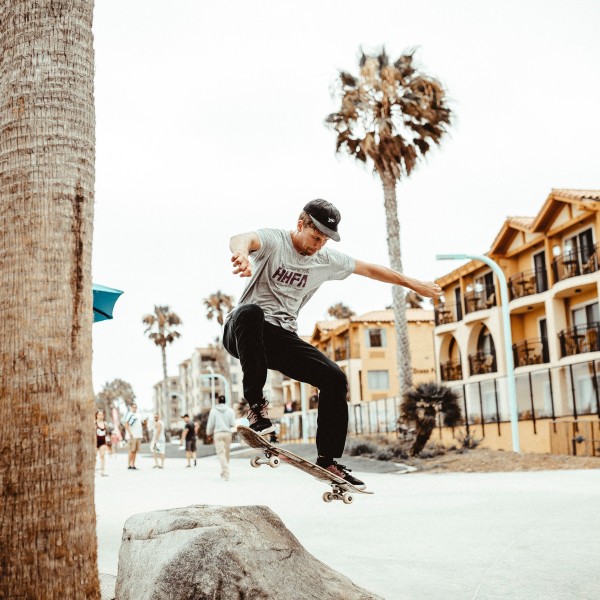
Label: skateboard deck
xmin=237 ymin=426 xmax=373 ymax=504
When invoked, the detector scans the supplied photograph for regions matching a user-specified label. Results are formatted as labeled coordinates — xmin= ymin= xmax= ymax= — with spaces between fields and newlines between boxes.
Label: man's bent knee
xmin=234 ymin=304 xmax=265 ymax=326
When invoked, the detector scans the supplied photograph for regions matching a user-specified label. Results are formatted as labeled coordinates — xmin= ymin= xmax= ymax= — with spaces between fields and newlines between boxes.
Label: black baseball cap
xmin=303 ymin=199 xmax=341 ymax=242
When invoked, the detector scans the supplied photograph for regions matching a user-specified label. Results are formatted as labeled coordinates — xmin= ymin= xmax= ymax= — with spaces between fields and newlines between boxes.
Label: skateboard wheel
xmin=268 ymin=456 xmax=280 ymax=468
xmin=250 ymin=456 xmax=261 ymax=468
xmin=323 ymin=492 xmax=334 ymax=503
xmin=342 ymin=493 xmax=353 ymax=504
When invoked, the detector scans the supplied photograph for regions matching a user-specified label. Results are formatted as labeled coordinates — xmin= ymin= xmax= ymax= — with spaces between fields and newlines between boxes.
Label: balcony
xmin=434 ymin=302 xmax=458 ymax=326
xmin=558 ymin=322 xmax=600 ymax=357
xmin=512 ymin=338 xmax=549 ymax=367
xmin=552 ymin=245 xmax=600 ymax=282
xmin=464 ymin=288 xmax=496 ymax=315
xmin=509 ymin=268 xmax=548 ymax=300
xmin=468 ymin=351 xmax=496 ymax=376
xmin=440 ymin=360 xmax=463 ymax=381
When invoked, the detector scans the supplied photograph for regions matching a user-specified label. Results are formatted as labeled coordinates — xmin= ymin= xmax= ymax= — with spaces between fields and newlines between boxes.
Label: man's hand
xmin=410 ymin=280 xmax=443 ymax=298
xmin=353 ymin=260 xmax=442 ymax=297
xmin=231 ymin=251 xmax=253 ymax=277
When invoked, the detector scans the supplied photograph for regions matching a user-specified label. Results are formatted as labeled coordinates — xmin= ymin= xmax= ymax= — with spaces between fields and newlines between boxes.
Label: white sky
xmin=91 ymin=0 xmax=600 ymax=409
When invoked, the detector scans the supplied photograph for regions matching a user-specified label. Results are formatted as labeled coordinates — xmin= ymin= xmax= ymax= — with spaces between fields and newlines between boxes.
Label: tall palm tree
xmin=142 ymin=306 xmax=182 ymax=429
xmin=0 ymin=2 xmax=100 ymax=597
xmin=327 ymin=302 xmax=355 ymax=319
xmin=326 ymin=48 xmax=452 ymax=397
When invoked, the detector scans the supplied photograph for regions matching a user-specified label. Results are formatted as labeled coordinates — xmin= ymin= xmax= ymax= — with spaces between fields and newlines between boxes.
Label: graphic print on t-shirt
xmin=272 ymin=264 xmax=309 ymax=289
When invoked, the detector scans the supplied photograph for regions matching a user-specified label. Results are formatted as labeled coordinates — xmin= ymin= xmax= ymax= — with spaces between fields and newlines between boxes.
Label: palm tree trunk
xmin=161 ymin=345 xmax=170 ymax=431
xmin=380 ymin=171 xmax=413 ymax=398
xmin=0 ymin=1 xmax=99 ymax=598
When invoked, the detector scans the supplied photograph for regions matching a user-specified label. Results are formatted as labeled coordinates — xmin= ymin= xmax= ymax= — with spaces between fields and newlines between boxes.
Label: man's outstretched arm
xmin=353 ymin=259 xmax=442 ymax=298
xmin=229 ymin=232 xmax=261 ymax=277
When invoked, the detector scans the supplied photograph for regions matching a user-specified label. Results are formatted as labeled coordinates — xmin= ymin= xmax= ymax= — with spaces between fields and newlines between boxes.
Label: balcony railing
xmin=434 ymin=302 xmax=458 ymax=326
xmin=559 ymin=322 xmax=600 ymax=357
xmin=512 ymin=337 xmax=549 ymax=367
xmin=464 ymin=288 xmax=496 ymax=315
xmin=552 ymin=245 xmax=600 ymax=282
xmin=440 ymin=360 xmax=463 ymax=381
xmin=509 ymin=268 xmax=548 ymax=300
xmin=468 ymin=351 xmax=497 ymax=375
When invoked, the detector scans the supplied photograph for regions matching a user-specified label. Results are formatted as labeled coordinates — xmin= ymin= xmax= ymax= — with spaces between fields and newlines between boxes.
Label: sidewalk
xmin=96 ymin=449 xmax=600 ymax=599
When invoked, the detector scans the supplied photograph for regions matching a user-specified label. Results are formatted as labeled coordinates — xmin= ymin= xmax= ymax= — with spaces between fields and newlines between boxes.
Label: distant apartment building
xmin=155 ymin=346 xmax=285 ymax=429
xmin=434 ymin=189 xmax=600 ymax=455
xmin=152 ymin=375 xmax=183 ymax=430
xmin=283 ymin=308 xmax=435 ymax=406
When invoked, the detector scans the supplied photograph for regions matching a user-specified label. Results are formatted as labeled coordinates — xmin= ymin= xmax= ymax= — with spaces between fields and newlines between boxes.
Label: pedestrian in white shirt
xmin=124 ymin=403 xmax=143 ymax=470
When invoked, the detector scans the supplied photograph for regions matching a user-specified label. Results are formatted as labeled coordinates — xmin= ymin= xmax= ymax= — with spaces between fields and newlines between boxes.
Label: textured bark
xmin=0 ymin=1 xmax=99 ymax=598
xmin=380 ymin=170 xmax=413 ymax=397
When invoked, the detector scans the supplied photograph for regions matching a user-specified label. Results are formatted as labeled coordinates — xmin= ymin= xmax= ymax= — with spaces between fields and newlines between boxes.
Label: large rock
xmin=116 ymin=505 xmax=382 ymax=600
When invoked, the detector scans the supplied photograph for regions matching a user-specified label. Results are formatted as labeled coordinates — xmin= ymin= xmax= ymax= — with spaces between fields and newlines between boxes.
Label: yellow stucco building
xmin=306 ymin=308 xmax=435 ymax=403
xmin=434 ymin=189 xmax=600 ymax=455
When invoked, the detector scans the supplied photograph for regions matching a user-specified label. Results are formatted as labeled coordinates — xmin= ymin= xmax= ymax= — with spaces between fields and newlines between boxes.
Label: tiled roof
xmin=350 ymin=308 xmax=434 ymax=323
xmin=506 ymin=216 xmax=535 ymax=230
xmin=315 ymin=318 xmax=347 ymax=331
xmin=552 ymin=189 xmax=600 ymax=202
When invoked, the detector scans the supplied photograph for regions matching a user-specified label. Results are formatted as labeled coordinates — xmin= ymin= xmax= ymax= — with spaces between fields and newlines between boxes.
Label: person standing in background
xmin=181 ymin=414 xmax=197 ymax=468
xmin=151 ymin=413 xmax=166 ymax=469
xmin=124 ymin=403 xmax=143 ymax=470
xmin=207 ymin=395 xmax=236 ymax=480
xmin=95 ymin=410 xmax=109 ymax=477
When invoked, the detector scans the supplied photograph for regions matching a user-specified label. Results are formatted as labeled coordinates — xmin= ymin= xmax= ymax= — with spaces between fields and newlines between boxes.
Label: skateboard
xmin=237 ymin=426 xmax=373 ymax=504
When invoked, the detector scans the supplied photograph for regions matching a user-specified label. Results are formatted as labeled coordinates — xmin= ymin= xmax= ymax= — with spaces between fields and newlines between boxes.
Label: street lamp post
xmin=436 ymin=253 xmax=520 ymax=453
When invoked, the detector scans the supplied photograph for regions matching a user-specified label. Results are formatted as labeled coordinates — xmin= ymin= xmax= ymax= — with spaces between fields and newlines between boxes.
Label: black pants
xmin=223 ymin=304 xmax=348 ymax=457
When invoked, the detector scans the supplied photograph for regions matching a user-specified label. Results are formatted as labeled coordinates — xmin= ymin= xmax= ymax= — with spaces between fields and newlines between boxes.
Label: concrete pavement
xmin=96 ymin=446 xmax=600 ymax=599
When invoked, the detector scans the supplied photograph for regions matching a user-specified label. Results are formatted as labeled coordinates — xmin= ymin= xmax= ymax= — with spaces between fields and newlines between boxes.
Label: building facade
xmin=308 ymin=308 xmax=436 ymax=404
xmin=434 ymin=189 xmax=600 ymax=455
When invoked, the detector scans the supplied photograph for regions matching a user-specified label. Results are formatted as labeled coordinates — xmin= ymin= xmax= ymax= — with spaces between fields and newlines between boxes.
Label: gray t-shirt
xmin=234 ymin=228 xmax=355 ymax=332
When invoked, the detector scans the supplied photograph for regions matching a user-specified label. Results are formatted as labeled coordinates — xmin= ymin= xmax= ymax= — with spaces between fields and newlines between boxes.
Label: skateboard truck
xmin=249 ymin=450 xmax=281 ymax=469
xmin=249 ymin=449 xmax=354 ymax=504
xmin=322 ymin=485 xmax=354 ymax=504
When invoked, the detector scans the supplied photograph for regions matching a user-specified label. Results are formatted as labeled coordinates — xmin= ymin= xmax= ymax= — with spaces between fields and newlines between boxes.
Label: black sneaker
xmin=247 ymin=399 xmax=275 ymax=435
xmin=317 ymin=458 xmax=366 ymax=490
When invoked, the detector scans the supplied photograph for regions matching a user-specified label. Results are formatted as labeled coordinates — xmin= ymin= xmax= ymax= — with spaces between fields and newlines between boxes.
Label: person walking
xmin=206 ymin=395 xmax=236 ymax=480
xmin=223 ymin=199 xmax=442 ymax=489
xmin=181 ymin=414 xmax=197 ymax=468
xmin=95 ymin=410 xmax=109 ymax=477
xmin=150 ymin=413 xmax=166 ymax=469
xmin=124 ymin=403 xmax=143 ymax=470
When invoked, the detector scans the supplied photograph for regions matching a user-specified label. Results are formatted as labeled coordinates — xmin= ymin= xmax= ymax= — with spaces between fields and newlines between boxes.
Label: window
xmin=366 ymin=328 xmax=386 ymax=348
xmin=231 ymin=373 xmax=238 ymax=385
xmin=572 ymin=302 xmax=599 ymax=328
xmin=367 ymin=370 xmax=389 ymax=390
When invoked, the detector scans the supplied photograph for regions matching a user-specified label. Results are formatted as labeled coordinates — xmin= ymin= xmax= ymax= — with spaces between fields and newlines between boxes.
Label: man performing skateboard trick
xmin=223 ymin=199 xmax=442 ymax=490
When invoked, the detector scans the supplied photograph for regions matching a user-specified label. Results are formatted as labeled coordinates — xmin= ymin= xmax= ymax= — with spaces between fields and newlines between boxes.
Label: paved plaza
xmin=96 ymin=445 xmax=600 ymax=599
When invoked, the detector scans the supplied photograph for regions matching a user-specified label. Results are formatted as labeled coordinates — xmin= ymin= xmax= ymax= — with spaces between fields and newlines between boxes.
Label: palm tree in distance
xmin=327 ymin=302 xmax=355 ymax=319
xmin=96 ymin=378 xmax=136 ymax=428
xmin=326 ymin=47 xmax=452 ymax=397
xmin=204 ymin=290 xmax=235 ymax=328
xmin=401 ymin=382 xmax=462 ymax=456
xmin=142 ymin=305 xmax=182 ymax=427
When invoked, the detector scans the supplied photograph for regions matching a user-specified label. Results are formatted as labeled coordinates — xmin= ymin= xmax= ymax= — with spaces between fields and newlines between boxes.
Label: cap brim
xmin=308 ymin=215 xmax=340 ymax=242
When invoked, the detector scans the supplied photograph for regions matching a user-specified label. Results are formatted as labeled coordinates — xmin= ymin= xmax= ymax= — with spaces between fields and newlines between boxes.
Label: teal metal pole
xmin=436 ymin=253 xmax=521 ymax=453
